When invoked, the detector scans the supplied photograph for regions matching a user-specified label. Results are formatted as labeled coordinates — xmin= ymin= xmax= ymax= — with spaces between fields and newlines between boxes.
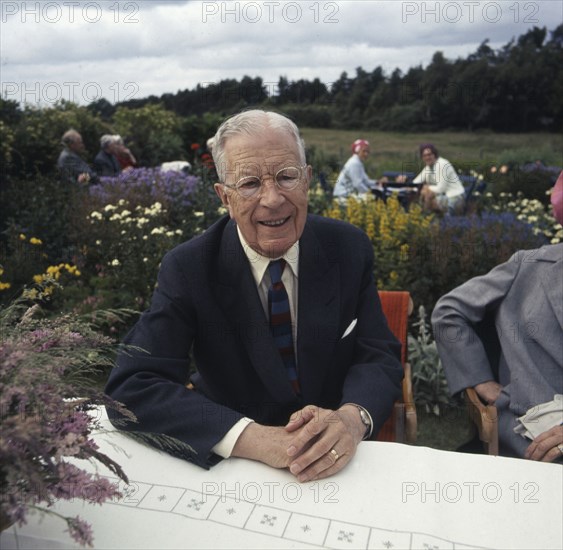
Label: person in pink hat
xmin=333 ymin=139 xmax=385 ymax=199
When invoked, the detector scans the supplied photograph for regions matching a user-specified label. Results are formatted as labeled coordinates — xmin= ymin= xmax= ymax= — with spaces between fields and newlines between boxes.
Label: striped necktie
xmin=267 ymin=259 xmax=300 ymax=394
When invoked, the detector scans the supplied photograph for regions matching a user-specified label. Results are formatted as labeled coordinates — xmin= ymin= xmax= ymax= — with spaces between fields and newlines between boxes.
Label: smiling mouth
xmin=259 ymin=217 xmax=290 ymax=227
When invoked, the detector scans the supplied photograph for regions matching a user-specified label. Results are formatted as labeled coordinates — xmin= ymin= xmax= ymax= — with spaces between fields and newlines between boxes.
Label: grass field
xmin=300 ymin=127 xmax=563 ymax=176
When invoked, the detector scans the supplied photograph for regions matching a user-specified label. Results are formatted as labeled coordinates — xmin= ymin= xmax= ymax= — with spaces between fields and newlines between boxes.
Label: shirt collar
xmin=236 ymin=225 xmax=300 ymax=285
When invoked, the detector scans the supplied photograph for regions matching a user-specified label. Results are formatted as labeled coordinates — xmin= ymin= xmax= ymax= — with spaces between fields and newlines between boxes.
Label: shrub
xmin=487 ymin=168 xmax=555 ymax=204
xmin=325 ymin=195 xmax=434 ymax=300
xmin=0 ymin=174 xmax=82 ymax=263
xmin=325 ymin=196 xmax=547 ymax=314
xmin=408 ymin=305 xmax=457 ymax=415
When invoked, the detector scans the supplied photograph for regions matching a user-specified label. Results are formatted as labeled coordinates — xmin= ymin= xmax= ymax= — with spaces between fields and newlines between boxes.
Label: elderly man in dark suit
xmin=106 ymin=110 xmax=403 ymax=482
xmin=432 ymin=173 xmax=563 ymax=463
xmin=57 ymin=129 xmax=98 ymax=185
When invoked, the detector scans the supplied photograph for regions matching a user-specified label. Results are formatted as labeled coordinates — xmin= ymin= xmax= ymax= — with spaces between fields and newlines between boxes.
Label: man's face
xmin=69 ymin=133 xmax=85 ymax=153
xmin=214 ymin=128 xmax=311 ymax=258
xmin=107 ymin=142 xmax=120 ymax=155
xmin=421 ymin=148 xmax=437 ymax=166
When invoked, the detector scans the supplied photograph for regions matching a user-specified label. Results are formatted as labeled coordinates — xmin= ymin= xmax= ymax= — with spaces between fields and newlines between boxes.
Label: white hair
xmin=100 ymin=134 xmax=118 ymax=149
xmin=211 ymin=110 xmax=306 ymax=182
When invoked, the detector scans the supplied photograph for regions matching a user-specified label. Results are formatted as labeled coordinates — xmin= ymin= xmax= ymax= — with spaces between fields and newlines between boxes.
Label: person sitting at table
xmin=105 ymin=110 xmax=403 ymax=482
xmin=332 ymin=139 xmax=386 ymax=199
xmin=431 ymin=171 xmax=563 ymax=463
xmin=401 ymin=144 xmax=465 ymax=214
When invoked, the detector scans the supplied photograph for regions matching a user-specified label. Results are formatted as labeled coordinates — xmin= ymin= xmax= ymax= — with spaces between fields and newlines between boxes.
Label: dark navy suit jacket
xmin=106 ymin=215 xmax=403 ymax=468
xmin=94 ymin=149 xmax=121 ymax=177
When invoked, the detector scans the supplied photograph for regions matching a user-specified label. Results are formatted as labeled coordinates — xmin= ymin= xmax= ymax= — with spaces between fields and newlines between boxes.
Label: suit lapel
xmin=212 ymin=220 xmax=297 ymax=404
xmin=297 ymin=222 xmax=340 ymax=402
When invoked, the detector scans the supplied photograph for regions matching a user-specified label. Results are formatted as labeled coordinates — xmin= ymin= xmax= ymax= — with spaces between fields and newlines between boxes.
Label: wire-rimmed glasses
xmin=222 ymin=165 xmax=307 ymax=199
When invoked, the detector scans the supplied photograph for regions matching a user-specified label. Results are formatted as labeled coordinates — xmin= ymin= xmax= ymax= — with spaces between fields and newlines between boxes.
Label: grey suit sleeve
xmin=431 ymin=252 xmax=522 ymax=395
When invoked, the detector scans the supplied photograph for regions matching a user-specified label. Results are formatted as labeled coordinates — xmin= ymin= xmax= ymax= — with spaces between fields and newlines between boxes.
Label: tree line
xmin=86 ymin=24 xmax=563 ymax=133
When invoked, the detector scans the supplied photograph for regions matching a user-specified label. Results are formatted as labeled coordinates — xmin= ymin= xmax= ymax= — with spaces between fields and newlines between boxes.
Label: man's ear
xmin=304 ymin=165 xmax=313 ymax=191
xmin=214 ymin=183 xmax=232 ymax=216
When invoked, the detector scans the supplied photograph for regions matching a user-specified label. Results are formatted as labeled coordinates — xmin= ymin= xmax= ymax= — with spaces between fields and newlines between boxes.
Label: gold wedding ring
xmin=330 ymin=448 xmax=340 ymax=462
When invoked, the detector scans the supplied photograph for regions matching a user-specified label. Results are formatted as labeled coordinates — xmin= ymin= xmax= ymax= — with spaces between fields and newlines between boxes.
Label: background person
xmin=56 ymin=129 xmax=99 ymax=186
xmin=409 ymin=143 xmax=465 ymax=214
xmin=332 ymin=139 xmax=386 ymax=199
xmin=113 ymin=135 xmax=137 ymax=171
xmin=106 ymin=110 xmax=403 ymax=482
xmin=94 ymin=134 xmax=122 ymax=177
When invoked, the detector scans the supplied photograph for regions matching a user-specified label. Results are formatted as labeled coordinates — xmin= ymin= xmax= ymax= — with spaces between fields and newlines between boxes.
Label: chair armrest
xmin=402 ymin=362 xmax=417 ymax=443
xmin=465 ymin=387 xmax=499 ymax=455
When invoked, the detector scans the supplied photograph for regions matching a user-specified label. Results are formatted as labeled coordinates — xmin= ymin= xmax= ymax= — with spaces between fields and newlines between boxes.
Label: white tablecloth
xmin=2 ymin=409 xmax=561 ymax=549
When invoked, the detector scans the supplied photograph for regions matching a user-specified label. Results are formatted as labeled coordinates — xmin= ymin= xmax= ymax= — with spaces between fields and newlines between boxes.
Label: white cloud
xmin=1 ymin=0 xmax=561 ymax=106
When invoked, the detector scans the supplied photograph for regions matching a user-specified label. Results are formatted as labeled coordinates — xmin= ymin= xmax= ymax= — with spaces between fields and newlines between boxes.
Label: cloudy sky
xmin=1 ymin=0 xmax=561 ymax=106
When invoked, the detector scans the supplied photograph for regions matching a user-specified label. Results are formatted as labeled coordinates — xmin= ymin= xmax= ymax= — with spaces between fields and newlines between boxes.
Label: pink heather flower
xmin=66 ymin=516 xmax=94 ymax=547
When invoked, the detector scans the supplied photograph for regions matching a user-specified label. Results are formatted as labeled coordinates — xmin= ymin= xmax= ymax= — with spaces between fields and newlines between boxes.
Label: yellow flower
xmin=22 ymin=288 xmax=38 ymax=299
xmin=400 ymin=244 xmax=409 ymax=261
xmin=33 ymin=274 xmax=44 ymax=284
xmin=29 ymin=237 xmax=43 ymax=245
xmin=19 ymin=234 xmax=26 ymax=241
xmin=0 ymin=281 xmax=11 ymax=291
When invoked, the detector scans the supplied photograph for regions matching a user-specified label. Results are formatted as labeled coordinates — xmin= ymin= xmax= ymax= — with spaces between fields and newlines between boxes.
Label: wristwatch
xmin=355 ymin=405 xmax=373 ymax=440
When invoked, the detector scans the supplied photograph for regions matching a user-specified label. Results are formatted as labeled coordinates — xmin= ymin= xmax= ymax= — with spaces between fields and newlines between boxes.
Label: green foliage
xmin=8 ymin=101 xmax=109 ymax=177
xmin=325 ymin=194 xmax=547 ymax=314
xmin=181 ymin=113 xmax=224 ymax=153
xmin=112 ymin=103 xmax=184 ymax=166
xmin=496 ymin=145 xmax=562 ymax=167
xmin=0 ymin=121 xmax=15 ymax=166
xmin=487 ymin=168 xmax=557 ymax=204
xmin=0 ymin=174 xmax=81 ymax=263
xmin=279 ymin=105 xmax=332 ymax=128
xmin=408 ymin=306 xmax=458 ymax=415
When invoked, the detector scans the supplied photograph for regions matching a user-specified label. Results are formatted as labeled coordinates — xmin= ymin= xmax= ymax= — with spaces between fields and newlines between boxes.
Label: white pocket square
xmin=341 ymin=319 xmax=357 ymax=339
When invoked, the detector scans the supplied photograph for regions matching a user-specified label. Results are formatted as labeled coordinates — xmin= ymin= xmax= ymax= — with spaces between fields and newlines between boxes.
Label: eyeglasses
xmin=223 ymin=165 xmax=306 ymax=199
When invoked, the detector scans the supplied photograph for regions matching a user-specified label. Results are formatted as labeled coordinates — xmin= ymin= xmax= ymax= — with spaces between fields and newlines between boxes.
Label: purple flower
xmin=1 ymin=294 xmax=134 ymax=547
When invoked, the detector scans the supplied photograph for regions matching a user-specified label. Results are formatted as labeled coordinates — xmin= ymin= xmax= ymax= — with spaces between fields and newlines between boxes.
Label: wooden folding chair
xmin=465 ymin=388 xmax=499 ymax=455
xmin=375 ymin=290 xmax=417 ymax=443
xmin=463 ymin=309 xmax=501 ymax=455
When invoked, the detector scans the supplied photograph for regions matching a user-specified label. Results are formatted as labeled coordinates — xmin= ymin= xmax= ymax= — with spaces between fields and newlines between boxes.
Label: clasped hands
xmin=232 ymin=404 xmax=365 ymax=482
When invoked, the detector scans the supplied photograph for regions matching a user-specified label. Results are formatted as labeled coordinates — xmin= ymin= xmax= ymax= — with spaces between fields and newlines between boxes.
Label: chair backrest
xmin=376 ymin=290 xmax=417 ymax=444
xmin=378 ymin=290 xmax=412 ymax=365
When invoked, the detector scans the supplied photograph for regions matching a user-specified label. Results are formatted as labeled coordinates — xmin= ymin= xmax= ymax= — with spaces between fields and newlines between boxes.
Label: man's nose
xmin=259 ymin=177 xmax=285 ymax=206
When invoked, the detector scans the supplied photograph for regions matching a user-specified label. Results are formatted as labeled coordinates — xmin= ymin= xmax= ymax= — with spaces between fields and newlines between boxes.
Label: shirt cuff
xmin=211 ymin=417 xmax=255 ymax=458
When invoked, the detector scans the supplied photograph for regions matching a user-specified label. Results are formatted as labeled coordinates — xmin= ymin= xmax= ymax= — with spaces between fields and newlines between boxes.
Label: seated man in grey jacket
xmin=57 ymin=129 xmax=99 ymax=186
xmin=432 ymin=172 xmax=563 ymax=463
